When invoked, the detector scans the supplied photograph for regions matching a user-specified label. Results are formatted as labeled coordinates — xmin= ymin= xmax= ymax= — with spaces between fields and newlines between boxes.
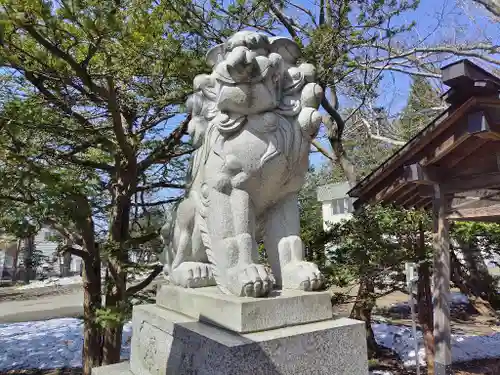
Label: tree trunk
xmin=416 ymin=223 xmax=435 ymax=374
xmin=102 ymin=266 xmax=126 ymax=365
xmin=101 ymin=166 xmax=135 ymax=364
xmin=11 ymin=239 xmax=21 ymax=282
xmin=460 ymin=240 xmax=500 ymax=309
xmin=450 ymin=248 xmax=494 ymax=316
xmin=102 ymin=318 xmax=123 ymax=365
xmin=61 ymin=251 xmax=71 ymax=277
xmin=82 ymin=245 xmax=102 ymax=375
xmin=22 ymin=236 xmax=34 ymax=283
xmin=350 ymin=278 xmax=378 ymax=358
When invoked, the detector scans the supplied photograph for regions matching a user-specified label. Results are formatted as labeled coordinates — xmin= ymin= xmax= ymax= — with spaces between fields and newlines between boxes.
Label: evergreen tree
xmin=398 ymin=77 xmax=444 ymax=141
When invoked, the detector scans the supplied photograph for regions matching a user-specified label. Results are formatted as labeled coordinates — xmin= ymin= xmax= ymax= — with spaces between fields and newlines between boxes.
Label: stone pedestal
xmin=93 ymin=285 xmax=369 ymax=375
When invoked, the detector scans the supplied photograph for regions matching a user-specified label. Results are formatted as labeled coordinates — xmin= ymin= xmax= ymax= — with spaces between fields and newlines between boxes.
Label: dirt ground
xmin=331 ymin=284 xmax=500 ymax=374
xmin=331 ymin=285 xmax=500 ymax=336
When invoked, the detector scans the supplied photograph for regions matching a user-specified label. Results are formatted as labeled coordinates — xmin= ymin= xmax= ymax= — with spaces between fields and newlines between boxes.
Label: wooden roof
xmin=348 ymin=60 xmax=500 ymax=221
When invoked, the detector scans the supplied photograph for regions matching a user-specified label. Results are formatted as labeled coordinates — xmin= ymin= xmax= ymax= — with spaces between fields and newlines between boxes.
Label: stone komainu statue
xmin=162 ymin=31 xmax=325 ymax=297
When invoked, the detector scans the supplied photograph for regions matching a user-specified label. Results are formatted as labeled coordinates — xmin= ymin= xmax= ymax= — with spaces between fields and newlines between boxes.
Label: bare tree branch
xmin=133 ymin=182 xmax=185 ymax=193
xmin=360 ymin=118 xmax=406 ymax=146
xmin=138 ymin=115 xmax=191 ymax=172
xmin=126 ymin=264 xmax=163 ymax=296
xmin=131 ymin=198 xmax=181 ymax=207
xmin=471 ymin=0 xmax=500 ymax=17
xmin=312 ymin=139 xmax=335 ymax=161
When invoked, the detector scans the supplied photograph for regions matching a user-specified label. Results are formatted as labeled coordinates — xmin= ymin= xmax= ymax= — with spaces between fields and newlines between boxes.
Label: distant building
xmin=0 ymin=226 xmax=82 ymax=281
xmin=0 ymin=234 xmax=19 ymax=281
xmin=35 ymin=226 xmax=82 ymax=277
xmin=316 ymin=182 xmax=356 ymax=231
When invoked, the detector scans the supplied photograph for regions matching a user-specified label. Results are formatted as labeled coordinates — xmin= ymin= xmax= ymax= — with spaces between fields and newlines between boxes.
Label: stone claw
xmin=228 ymin=264 xmax=274 ymax=297
xmin=169 ymin=262 xmax=216 ymax=288
xmin=282 ymin=261 xmax=325 ymax=291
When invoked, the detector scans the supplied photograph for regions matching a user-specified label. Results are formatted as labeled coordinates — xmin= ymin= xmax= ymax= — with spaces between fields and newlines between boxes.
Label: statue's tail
xmin=160 ymin=199 xmax=182 ymax=276
xmin=197 ymin=188 xmax=231 ymax=294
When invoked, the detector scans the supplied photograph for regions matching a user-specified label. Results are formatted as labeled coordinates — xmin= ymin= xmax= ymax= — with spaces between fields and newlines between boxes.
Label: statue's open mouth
xmin=215 ymin=53 xmax=273 ymax=85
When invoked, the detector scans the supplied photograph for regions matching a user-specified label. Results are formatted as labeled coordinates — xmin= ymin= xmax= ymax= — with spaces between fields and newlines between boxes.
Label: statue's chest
xmin=204 ymin=113 xmax=300 ymax=179
xmin=214 ymin=128 xmax=275 ymax=172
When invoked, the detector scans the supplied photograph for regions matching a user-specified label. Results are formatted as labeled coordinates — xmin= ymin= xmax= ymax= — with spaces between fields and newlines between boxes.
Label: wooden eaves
xmin=348 ymin=59 xmax=500 ymax=222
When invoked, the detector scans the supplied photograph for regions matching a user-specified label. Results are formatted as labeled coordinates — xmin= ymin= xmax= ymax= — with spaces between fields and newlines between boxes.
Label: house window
xmin=331 ymin=198 xmax=355 ymax=215
xmin=347 ymin=198 xmax=354 ymax=213
xmin=44 ymin=230 xmax=54 ymax=241
xmin=331 ymin=199 xmax=345 ymax=215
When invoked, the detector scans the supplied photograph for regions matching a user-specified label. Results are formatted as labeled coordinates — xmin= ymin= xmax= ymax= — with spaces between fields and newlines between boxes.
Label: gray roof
xmin=317 ymin=182 xmax=353 ymax=202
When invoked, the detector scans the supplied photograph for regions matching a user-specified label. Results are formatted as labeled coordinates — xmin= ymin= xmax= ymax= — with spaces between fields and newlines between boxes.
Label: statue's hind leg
xmin=163 ymin=196 xmax=215 ymax=288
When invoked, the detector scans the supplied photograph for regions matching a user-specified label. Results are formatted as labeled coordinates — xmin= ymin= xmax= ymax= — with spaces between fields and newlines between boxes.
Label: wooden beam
xmin=403 ymin=163 xmax=439 ymax=184
xmin=415 ymin=173 xmax=500 ymax=196
xmin=413 ymin=196 xmax=432 ymax=210
xmin=398 ymin=186 xmax=420 ymax=207
xmin=447 ymin=204 xmax=500 ymax=221
xmin=453 ymin=188 xmax=500 ymax=198
xmin=351 ymin=97 xmax=478 ymax=199
xmin=443 ymin=172 xmax=500 ymax=194
xmin=374 ymin=178 xmax=409 ymax=204
xmin=420 ymin=108 xmax=500 ymax=166
xmin=445 ymin=137 xmax=488 ymax=170
xmin=432 ymin=184 xmax=452 ymax=375
xmin=450 ymin=190 xmax=500 ymax=211
xmin=468 ymin=111 xmax=500 ymax=140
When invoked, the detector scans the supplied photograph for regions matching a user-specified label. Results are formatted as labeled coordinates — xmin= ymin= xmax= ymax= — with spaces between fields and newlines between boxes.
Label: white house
xmin=35 ymin=226 xmax=83 ymax=276
xmin=0 ymin=226 xmax=83 ymax=281
xmin=316 ymin=182 xmax=356 ymax=231
xmin=0 ymin=234 xmax=19 ymax=281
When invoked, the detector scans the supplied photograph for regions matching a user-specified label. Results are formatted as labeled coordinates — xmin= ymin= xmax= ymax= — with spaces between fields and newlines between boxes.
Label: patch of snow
xmin=369 ymin=371 xmax=394 ymax=375
xmin=450 ymin=291 xmax=469 ymax=305
xmin=0 ymin=318 xmax=132 ymax=371
xmin=16 ymin=276 xmax=83 ymax=290
xmin=373 ymin=321 xmax=500 ymax=367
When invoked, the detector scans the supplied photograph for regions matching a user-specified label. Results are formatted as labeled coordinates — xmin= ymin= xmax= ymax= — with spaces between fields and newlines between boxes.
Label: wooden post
xmin=432 ymin=184 xmax=452 ymax=375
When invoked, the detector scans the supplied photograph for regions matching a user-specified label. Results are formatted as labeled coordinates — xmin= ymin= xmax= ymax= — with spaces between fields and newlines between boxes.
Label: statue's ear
xmin=206 ymin=44 xmax=225 ymax=68
xmin=269 ymin=37 xmax=301 ymax=64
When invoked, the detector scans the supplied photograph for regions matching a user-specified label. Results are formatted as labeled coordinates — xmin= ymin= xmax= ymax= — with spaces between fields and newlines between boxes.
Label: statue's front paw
xmin=169 ymin=262 xmax=216 ymax=288
xmin=282 ymin=261 xmax=325 ymax=291
xmin=227 ymin=264 xmax=275 ymax=297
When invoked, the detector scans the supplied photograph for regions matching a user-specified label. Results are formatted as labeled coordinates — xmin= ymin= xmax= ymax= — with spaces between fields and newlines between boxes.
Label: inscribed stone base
xmin=92 ymin=362 xmax=132 ymax=375
xmin=434 ymin=362 xmax=453 ymax=375
xmin=127 ymin=304 xmax=368 ymax=375
xmin=156 ymin=284 xmax=333 ymax=333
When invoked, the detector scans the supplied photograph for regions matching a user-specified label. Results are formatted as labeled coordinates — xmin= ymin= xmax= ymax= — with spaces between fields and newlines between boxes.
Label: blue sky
xmin=158 ymin=0 xmax=499 ymax=199
xmin=306 ymin=0 xmax=500 ymax=167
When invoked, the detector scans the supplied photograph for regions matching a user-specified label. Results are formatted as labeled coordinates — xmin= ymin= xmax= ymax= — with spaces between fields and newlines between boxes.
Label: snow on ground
xmin=373 ymin=321 xmax=500 ymax=368
xmin=16 ymin=276 xmax=83 ymax=290
xmin=2 ymin=295 xmax=500 ymax=374
xmin=0 ymin=317 xmax=399 ymax=373
xmin=372 ymin=292 xmax=498 ymax=369
xmin=0 ymin=318 xmax=132 ymax=371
